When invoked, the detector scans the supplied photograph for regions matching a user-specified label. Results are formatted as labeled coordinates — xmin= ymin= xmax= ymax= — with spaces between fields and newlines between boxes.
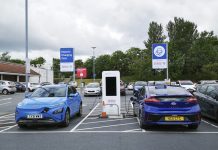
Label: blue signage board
xmin=152 ymin=43 xmax=168 ymax=69
xmin=60 ymin=48 xmax=74 ymax=72
xmin=60 ymin=48 xmax=74 ymax=63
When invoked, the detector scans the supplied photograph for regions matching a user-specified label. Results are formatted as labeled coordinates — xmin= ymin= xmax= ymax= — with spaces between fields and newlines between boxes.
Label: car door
xmin=67 ymin=86 xmax=77 ymax=116
xmin=194 ymin=85 xmax=208 ymax=116
xmin=204 ymin=86 xmax=218 ymax=119
xmin=71 ymin=86 xmax=81 ymax=113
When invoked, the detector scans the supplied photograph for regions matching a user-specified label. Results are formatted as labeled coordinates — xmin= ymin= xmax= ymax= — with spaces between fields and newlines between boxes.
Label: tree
xmin=75 ymin=59 xmax=84 ymax=69
xmin=166 ymin=17 xmax=198 ymax=80
xmin=95 ymin=54 xmax=111 ymax=78
xmin=144 ymin=21 xmax=166 ymax=51
xmin=0 ymin=52 xmax=11 ymax=61
xmin=83 ymin=58 xmax=93 ymax=79
xmin=31 ymin=57 xmax=46 ymax=67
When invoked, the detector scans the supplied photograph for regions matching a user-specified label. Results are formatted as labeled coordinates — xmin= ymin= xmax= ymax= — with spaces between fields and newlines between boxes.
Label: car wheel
xmin=139 ymin=111 xmax=150 ymax=130
xmin=61 ymin=109 xmax=70 ymax=127
xmin=188 ymin=124 xmax=198 ymax=129
xmin=2 ymin=89 xmax=8 ymax=95
xmin=18 ymin=124 xmax=26 ymax=128
xmin=77 ymin=103 xmax=82 ymax=117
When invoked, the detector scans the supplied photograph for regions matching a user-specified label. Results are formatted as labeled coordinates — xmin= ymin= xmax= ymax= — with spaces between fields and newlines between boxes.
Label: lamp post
xmin=91 ymin=47 xmax=96 ymax=82
xmin=25 ymin=0 xmax=29 ymax=95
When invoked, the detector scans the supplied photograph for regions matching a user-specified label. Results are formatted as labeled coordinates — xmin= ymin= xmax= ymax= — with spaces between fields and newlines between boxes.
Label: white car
xmin=21 ymin=82 xmax=41 ymax=92
xmin=84 ymin=82 xmax=101 ymax=96
xmin=177 ymin=80 xmax=195 ymax=92
xmin=0 ymin=80 xmax=16 ymax=95
xmin=127 ymin=82 xmax=134 ymax=90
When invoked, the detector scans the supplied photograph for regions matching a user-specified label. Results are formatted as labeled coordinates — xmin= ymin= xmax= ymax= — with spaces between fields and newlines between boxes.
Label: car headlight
xmin=17 ymin=102 xmax=23 ymax=107
xmin=53 ymin=108 xmax=64 ymax=114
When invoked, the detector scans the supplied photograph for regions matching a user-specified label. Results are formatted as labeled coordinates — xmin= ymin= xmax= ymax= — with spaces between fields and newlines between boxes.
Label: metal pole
xmin=166 ymin=43 xmax=169 ymax=80
xmin=73 ymin=48 xmax=75 ymax=82
xmin=91 ymin=47 xmax=96 ymax=82
xmin=25 ymin=0 xmax=29 ymax=95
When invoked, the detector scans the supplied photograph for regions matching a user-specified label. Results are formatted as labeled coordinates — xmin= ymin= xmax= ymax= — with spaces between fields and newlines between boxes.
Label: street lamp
xmin=91 ymin=47 xmax=96 ymax=82
xmin=25 ymin=0 xmax=29 ymax=95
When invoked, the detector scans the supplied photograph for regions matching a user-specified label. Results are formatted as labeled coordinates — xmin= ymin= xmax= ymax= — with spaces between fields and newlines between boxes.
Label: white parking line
xmin=0 ymin=102 xmax=11 ymax=106
xmin=81 ymin=118 xmax=136 ymax=125
xmin=70 ymin=103 xmax=100 ymax=132
xmin=0 ymin=113 xmax=14 ymax=119
xmin=77 ymin=122 xmax=138 ymax=131
xmin=0 ymin=125 xmax=17 ymax=133
xmin=136 ymin=117 xmax=146 ymax=132
xmin=202 ymin=119 xmax=218 ymax=128
xmin=122 ymin=128 xmax=142 ymax=132
xmin=0 ymin=118 xmax=14 ymax=122
xmin=0 ymin=98 xmax=12 ymax=102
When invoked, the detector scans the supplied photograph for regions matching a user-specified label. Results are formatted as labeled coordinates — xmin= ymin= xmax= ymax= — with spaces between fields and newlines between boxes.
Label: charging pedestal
xmin=102 ymin=71 xmax=121 ymax=117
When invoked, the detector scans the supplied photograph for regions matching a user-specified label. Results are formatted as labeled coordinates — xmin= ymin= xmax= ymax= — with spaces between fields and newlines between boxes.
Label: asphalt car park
xmin=1 ymin=89 xmax=218 ymax=150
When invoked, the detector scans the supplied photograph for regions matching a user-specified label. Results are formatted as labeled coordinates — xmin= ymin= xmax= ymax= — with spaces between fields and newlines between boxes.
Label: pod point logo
xmin=154 ymin=46 xmax=165 ymax=57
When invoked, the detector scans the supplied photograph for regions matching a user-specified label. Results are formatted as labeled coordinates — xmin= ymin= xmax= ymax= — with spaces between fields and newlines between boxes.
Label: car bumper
xmin=142 ymin=112 xmax=201 ymax=125
xmin=84 ymin=92 xmax=101 ymax=96
xmin=8 ymin=88 xmax=17 ymax=93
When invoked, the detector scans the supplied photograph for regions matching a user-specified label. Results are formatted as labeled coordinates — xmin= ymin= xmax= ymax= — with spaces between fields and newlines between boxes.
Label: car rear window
xmin=148 ymin=86 xmax=190 ymax=96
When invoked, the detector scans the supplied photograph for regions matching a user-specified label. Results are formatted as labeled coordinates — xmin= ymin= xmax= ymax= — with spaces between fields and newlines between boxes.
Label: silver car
xmin=0 ymin=80 xmax=17 ymax=95
xmin=84 ymin=82 xmax=101 ymax=96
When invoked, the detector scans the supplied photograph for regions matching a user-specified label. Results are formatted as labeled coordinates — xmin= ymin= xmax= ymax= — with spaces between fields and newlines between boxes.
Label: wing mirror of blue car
xmin=25 ymin=93 xmax=32 ymax=98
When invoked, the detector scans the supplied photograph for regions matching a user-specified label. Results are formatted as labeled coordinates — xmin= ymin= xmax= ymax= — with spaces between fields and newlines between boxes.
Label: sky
xmin=0 ymin=0 xmax=217 ymax=65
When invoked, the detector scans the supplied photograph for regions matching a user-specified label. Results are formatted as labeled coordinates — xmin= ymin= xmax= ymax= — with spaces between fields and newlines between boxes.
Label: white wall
xmin=29 ymin=66 xmax=53 ymax=83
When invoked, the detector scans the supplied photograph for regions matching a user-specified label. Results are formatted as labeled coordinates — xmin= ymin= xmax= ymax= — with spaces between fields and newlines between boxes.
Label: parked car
xmin=177 ymin=80 xmax=196 ymax=93
xmin=133 ymin=81 xmax=147 ymax=95
xmin=68 ymin=81 xmax=78 ymax=88
xmin=147 ymin=81 xmax=155 ymax=86
xmin=131 ymin=85 xmax=201 ymax=129
xmin=197 ymin=80 xmax=216 ymax=85
xmin=15 ymin=85 xmax=82 ymax=128
xmin=21 ymin=82 xmax=41 ymax=92
xmin=193 ymin=84 xmax=218 ymax=122
xmin=120 ymin=80 xmax=126 ymax=96
xmin=40 ymin=82 xmax=52 ymax=86
xmin=15 ymin=82 xmax=25 ymax=92
xmin=58 ymin=82 xmax=66 ymax=85
xmin=0 ymin=80 xmax=16 ymax=95
xmin=84 ymin=82 xmax=101 ymax=96
xmin=127 ymin=82 xmax=134 ymax=90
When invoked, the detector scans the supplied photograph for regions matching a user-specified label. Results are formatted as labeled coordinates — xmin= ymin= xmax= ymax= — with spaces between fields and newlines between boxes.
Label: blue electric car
xmin=131 ymin=85 xmax=201 ymax=129
xmin=15 ymin=84 xmax=82 ymax=128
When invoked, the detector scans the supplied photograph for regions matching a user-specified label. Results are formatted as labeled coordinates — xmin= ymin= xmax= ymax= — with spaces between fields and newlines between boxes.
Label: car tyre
xmin=139 ymin=111 xmax=149 ymax=129
xmin=18 ymin=124 xmax=26 ymax=128
xmin=2 ymin=89 xmax=8 ymax=95
xmin=77 ymin=103 xmax=82 ymax=117
xmin=61 ymin=109 xmax=70 ymax=127
xmin=188 ymin=124 xmax=198 ymax=129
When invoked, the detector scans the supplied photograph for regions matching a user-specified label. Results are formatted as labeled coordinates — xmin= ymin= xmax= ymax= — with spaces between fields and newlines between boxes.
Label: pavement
xmin=0 ymin=89 xmax=218 ymax=150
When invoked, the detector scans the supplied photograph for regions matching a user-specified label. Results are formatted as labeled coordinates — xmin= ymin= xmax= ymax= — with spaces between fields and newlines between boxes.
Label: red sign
xmin=76 ymin=68 xmax=87 ymax=78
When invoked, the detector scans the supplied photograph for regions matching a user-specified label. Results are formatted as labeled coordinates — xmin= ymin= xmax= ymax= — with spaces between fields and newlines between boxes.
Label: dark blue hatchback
xmin=131 ymin=85 xmax=201 ymax=129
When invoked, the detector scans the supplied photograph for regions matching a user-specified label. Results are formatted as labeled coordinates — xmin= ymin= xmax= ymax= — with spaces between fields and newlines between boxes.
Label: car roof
xmin=147 ymin=86 xmax=192 ymax=97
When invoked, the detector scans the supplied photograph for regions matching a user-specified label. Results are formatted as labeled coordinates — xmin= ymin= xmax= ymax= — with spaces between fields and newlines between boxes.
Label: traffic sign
xmin=77 ymin=68 xmax=87 ymax=78
xmin=152 ymin=43 xmax=168 ymax=69
xmin=60 ymin=48 xmax=74 ymax=72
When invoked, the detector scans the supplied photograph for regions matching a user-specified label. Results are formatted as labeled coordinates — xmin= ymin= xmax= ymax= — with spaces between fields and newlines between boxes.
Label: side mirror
xmin=25 ymin=93 xmax=32 ymax=98
xmin=130 ymin=97 xmax=135 ymax=101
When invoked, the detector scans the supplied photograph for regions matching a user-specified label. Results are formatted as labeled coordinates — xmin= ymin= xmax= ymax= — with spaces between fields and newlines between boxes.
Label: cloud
xmin=0 ymin=0 xmax=218 ymax=63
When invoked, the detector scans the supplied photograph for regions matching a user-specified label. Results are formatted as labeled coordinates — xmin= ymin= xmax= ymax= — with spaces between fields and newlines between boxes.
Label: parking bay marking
xmin=76 ymin=122 xmax=138 ymax=131
xmin=202 ymin=119 xmax=218 ymax=128
xmin=81 ymin=118 xmax=136 ymax=125
xmin=0 ymin=125 xmax=17 ymax=133
xmin=0 ymin=102 xmax=11 ymax=106
xmin=0 ymin=113 xmax=14 ymax=119
xmin=0 ymin=98 xmax=12 ymax=102
xmin=70 ymin=103 xmax=100 ymax=132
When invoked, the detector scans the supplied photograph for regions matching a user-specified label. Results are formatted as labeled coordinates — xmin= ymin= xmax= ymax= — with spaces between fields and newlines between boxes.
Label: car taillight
xmin=186 ymin=97 xmax=198 ymax=103
xmin=144 ymin=97 xmax=160 ymax=103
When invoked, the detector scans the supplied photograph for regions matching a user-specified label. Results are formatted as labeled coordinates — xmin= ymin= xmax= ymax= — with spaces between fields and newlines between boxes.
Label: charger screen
xmin=106 ymin=77 xmax=117 ymax=96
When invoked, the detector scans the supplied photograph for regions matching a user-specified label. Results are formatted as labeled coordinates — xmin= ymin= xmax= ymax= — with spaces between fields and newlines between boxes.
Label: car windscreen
xmin=180 ymin=81 xmax=193 ymax=85
xmin=31 ymin=87 xmax=66 ymax=97
xmin=149 ymin=87 xmax=190 ymax=96
xmin=135 ymin=81 xmax=147 ymax=86
xmin=86 ymin=84 xmax=99 ymax=88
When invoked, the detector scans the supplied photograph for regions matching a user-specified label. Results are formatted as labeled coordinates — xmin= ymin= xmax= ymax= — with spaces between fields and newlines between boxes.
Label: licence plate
xmin=27 ymin=114 xmax=43 ymax=119
xmin=165 ymin=116 xmax=184 ymax=121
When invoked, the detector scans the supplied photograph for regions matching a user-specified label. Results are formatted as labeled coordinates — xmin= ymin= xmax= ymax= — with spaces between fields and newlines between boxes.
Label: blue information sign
xmin=152 ymin=43 xmax=168 ymax=69
xmin=60 ymin=48 xmax=74 ymax=63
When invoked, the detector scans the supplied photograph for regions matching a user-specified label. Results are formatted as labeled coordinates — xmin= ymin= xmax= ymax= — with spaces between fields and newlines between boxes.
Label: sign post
xmin=60 ymin=48 xmax=74 ymax=80
xmin=152 ymin=43 xmax=168 ymax=79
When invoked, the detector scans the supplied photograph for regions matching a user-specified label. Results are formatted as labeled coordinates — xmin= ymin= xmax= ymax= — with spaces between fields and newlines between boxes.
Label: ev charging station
xmin=102 ymin=71 xmax=121 ymax=116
